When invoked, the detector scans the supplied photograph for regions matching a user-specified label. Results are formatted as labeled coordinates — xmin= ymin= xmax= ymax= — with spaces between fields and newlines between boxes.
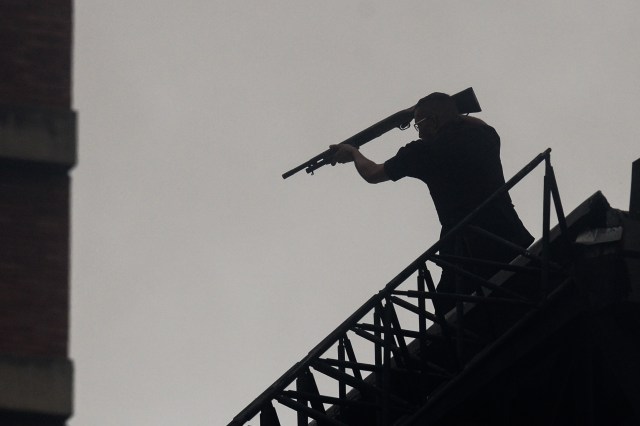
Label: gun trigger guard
xmin=398 ymin=122 xmax=410 ymax=131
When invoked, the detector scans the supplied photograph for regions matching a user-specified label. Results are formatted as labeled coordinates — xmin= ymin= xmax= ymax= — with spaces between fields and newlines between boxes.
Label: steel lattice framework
xmin=229 ymin=148 xmax=579 ymax=426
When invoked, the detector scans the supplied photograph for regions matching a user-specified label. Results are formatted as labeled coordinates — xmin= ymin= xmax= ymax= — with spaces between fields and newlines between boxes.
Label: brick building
xmin=0 ymin=1 xmax=75 ymax=424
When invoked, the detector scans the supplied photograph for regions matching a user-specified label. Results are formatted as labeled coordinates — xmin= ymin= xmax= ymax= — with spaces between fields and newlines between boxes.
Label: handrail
xmin=229 ymin=148 xmax=553 ymax=426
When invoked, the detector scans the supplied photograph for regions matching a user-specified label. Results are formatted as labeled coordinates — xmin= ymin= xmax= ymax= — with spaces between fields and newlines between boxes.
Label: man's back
xmin=384 ymin=118 xmax=512 ymax=228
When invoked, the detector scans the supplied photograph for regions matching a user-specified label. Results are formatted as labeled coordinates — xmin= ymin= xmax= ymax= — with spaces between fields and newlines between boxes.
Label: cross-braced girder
xmin=228 ymin=149 xmax=621 ymax=426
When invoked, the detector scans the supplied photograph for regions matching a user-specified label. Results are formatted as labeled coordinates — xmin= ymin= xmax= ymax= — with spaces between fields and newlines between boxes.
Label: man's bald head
xmin=416 ymin=92 xmax=459 ymax=121
xmin=413 ymin=92 xmax=460 ymax=139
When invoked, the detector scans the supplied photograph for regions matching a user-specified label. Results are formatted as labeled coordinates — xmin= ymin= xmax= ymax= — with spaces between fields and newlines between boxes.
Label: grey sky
xmin=72 ymin=1 xmax=640 ymax=424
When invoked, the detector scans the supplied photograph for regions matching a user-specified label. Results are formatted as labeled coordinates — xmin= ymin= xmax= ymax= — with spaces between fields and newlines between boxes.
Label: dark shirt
xmin=384 ymin=118 xmax=512 ymax=227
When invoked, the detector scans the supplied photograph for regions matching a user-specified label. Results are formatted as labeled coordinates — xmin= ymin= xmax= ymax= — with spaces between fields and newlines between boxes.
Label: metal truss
xmin=229 ymin=148 xmax=572 ymax=426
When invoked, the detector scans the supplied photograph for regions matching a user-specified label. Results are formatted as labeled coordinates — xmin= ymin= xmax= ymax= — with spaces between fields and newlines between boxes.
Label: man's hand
xmin=329 ymin=144 xmax=389 ymax=184
xmin=329 ymin=144 xmax=358 ymax=165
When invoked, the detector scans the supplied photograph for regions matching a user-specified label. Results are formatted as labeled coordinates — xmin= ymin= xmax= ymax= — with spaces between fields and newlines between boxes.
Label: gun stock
xmin=282 ymin=87 xmax=480 ymax=179
xmin=452 ymin=87 xmax=481 ymax=115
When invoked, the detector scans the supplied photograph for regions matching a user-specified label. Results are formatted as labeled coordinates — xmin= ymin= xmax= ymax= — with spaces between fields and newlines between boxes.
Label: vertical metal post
xmin=417 ymin=267 xmax=427 ymax=345
xmin=374 ymin=305 xmax=383 ymax=426
xmin=298 ymin=369 xmax=326 ymax=418
xmin=630 ymin=158 xmax=640 ymax=220
xmin=374 ymin=305 xmax=382 ymax=368
xmin=338 ymin=337 xmax=346 ymax=400
xmin=454 ymin=235 xmax=465 ymax=366
xmin=541 ymin=157 xmax=551 ymax=302
xmin=296 ymin=375 xmax=308 ymax=426
xmin=387 ymin=302 xmax=408 ymax=367
xmin=417 ymin=267 xmax=429 ymax=392
xmin=260 ymin=401 xmax=281 ymax=426
xmin=382 ymin=299 xmax=392 ymax=426
xmin=547 ymin=162 xmax=568 ymax=237
xmin=343 ymin=336 xmax=363 ymax=381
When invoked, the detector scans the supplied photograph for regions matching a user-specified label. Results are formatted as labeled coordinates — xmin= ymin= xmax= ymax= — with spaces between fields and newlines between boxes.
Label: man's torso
xmin=384 ymin=118 xmax=512 ymax=227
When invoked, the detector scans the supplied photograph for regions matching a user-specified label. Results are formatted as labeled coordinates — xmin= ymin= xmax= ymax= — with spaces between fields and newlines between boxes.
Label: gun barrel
xmin=282 ymin=150 xmax=329 ymax=179
xmin=282 ymin=107 xmax=414 ymax=179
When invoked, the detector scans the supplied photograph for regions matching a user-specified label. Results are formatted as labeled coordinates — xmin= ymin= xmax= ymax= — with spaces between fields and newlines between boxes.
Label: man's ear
xmin=430 ymin=114 xmax=440 ymax=130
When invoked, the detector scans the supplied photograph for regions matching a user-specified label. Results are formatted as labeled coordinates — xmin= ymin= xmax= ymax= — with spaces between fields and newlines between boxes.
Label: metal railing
xmin=229 ymin=148 xmax=570 ymax=426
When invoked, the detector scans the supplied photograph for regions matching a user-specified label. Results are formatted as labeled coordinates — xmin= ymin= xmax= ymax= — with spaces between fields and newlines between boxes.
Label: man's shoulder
xmin=455 ymin=118 xmax=500 ymax=145
xmin=461 ymin=116 xmax=488 ymax=127
xmin=436 ymin=119 xmax=500 ymax=160
xmin=459 ymin=117 xmax=498 ymax=134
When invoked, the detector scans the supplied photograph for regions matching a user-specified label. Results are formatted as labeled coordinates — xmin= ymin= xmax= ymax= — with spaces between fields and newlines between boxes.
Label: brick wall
xmin=0 ymin=165 xmax=70 ymax=358
xmin=0 ymin=1 xmax=74 ymax=423
xmin=0 ymin=0 xmax=72 ymax=108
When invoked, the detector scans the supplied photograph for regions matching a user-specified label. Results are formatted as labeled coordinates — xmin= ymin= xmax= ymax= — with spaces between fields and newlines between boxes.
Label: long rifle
xmin=282 ymin=87 xmax=481 ymax=179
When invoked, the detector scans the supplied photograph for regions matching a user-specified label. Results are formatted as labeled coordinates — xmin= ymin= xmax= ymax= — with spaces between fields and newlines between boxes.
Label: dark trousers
xmin=435 ymin=205 xmax=534 ymax=314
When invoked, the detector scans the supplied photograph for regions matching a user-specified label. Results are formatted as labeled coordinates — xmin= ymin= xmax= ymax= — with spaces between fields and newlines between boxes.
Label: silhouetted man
xmin=330 ymin=92 xmax=533 ymax=313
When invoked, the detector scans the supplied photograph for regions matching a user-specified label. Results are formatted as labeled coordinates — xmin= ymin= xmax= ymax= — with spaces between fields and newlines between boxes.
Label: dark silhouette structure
xmin=0 ymin=1 xmax=75 ymax=425
xmin=230 ymin=151 xmax=640 ymax=425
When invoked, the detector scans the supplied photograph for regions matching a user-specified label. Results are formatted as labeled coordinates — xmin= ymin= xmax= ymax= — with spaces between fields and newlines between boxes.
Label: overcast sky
xmin=72 ymin=1 xmax=640 ymax=424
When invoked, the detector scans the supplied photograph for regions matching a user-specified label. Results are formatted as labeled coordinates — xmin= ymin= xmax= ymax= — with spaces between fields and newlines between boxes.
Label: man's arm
xmin=330 ymin=144 xmax=390 ymax=184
